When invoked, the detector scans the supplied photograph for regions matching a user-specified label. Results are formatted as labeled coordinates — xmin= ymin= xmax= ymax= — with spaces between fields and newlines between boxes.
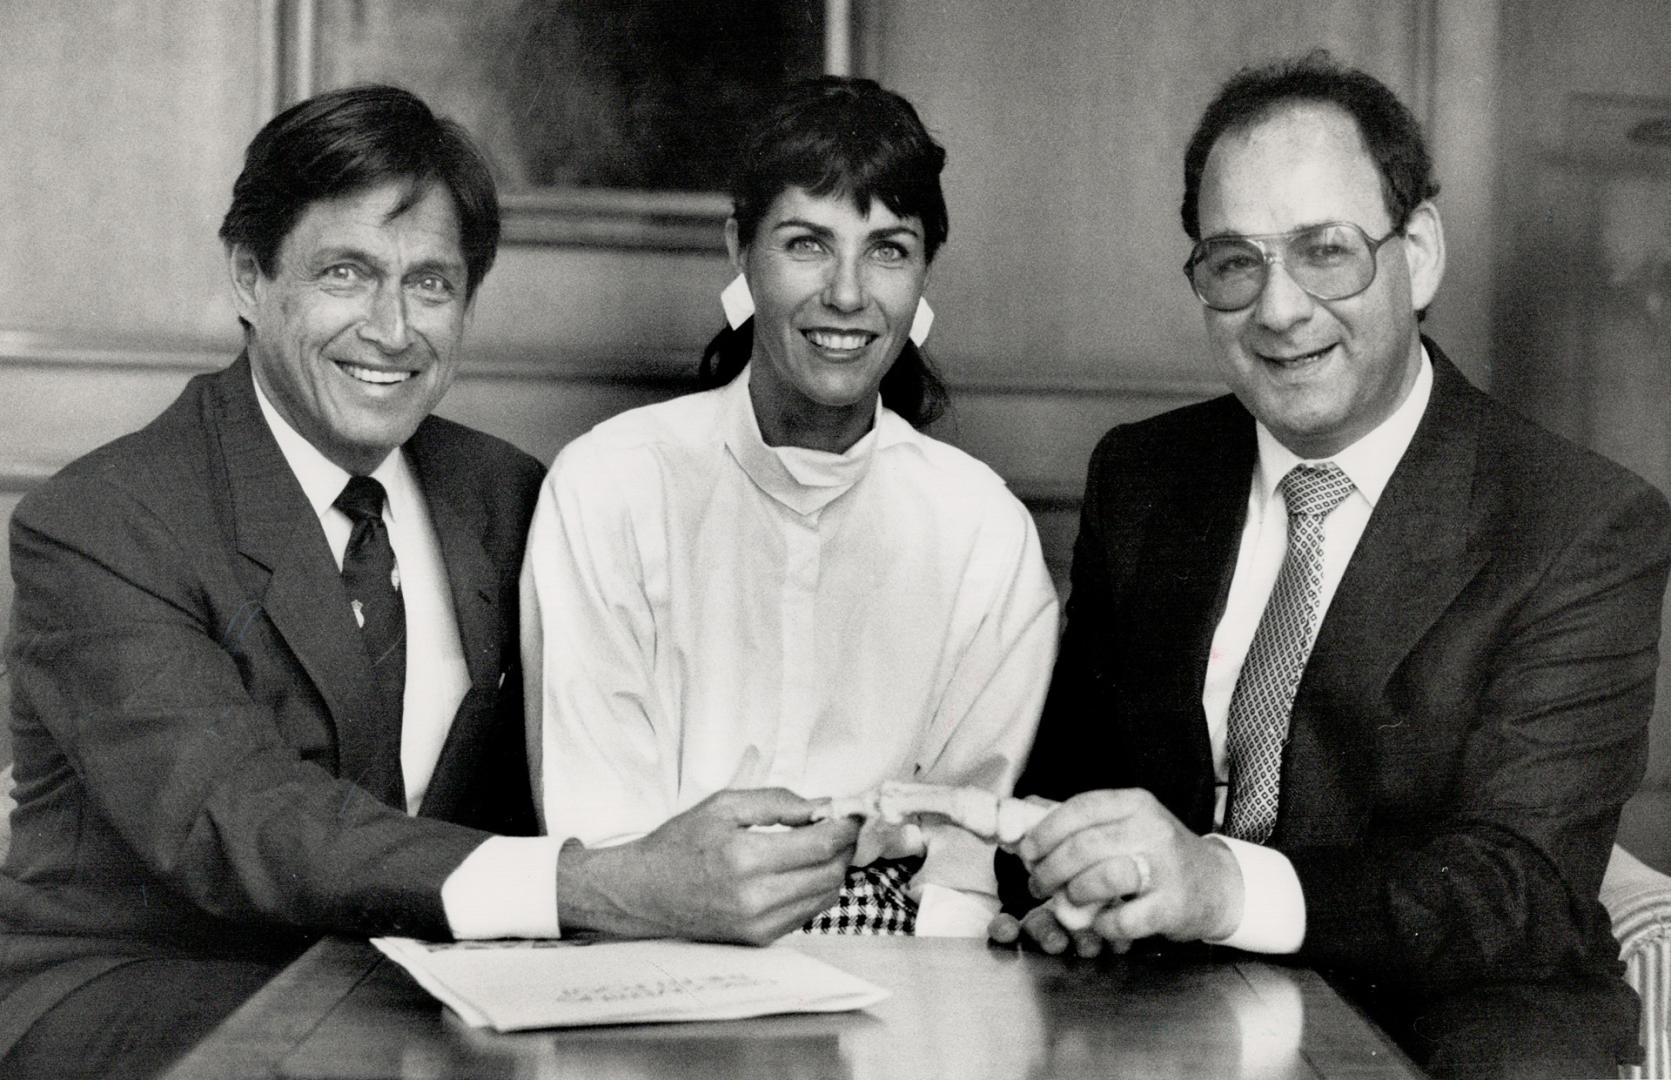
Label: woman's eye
xmin=872 ymin=242 xmax=908 ymax=263
xmin=786 ymin=235 xmax=824 ymax=255
xmin=323 ymin=264 xmax=363 ymax=283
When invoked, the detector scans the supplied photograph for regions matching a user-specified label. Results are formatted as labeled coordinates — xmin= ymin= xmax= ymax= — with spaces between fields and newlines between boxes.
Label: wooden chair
xmin=1605 ymin=843 xmax=1671 ymax=1079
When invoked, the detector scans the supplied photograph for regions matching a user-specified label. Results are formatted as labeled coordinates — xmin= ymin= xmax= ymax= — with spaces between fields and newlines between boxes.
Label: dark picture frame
xmin=263 ymin=0 xmax=861 ymax=251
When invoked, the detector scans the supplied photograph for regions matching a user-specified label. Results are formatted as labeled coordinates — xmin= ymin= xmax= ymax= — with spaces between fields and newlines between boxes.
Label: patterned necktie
xmin=334 ymin=476 xmax=405 ymax=806
xmin=1223 ymin=463 xmax=1356 ymax=843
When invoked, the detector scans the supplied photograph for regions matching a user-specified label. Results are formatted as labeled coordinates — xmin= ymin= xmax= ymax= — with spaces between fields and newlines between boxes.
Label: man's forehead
xmin=283 ymin=181 xmax=464 ymax=259
xmin=1197 ymin=102 xmax=1387 ymax=234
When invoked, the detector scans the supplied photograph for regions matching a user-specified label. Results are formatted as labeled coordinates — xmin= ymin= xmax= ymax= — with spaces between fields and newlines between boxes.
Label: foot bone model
xmin=815 ymin=780 xmax=1099 ymax=931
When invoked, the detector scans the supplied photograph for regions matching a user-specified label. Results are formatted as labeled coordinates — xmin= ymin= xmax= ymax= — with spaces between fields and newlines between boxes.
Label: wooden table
xmin=163 ymin=936 xmax=1421 ymax=1079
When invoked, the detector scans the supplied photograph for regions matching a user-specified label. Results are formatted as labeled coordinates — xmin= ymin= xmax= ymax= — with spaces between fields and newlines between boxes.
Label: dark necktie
xmin=334 ymin=476 xmax=406 ymax=807
xmin=1223 ymin=463 xmax=1356 ymax=843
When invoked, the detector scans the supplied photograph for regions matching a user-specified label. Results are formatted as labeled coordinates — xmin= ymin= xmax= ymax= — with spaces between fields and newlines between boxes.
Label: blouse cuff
xmin=914 ymin=883 xmax=1000 ymax=937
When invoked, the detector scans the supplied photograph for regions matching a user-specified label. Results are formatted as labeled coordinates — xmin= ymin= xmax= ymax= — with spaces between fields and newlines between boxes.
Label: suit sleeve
xmin=6 ymin=473 xmax=488 ymax=940
xmin=1000 ymin=432 xmax=1126 ymax=913
xmin=1290 ymin=480 xmax=1671 ymax=990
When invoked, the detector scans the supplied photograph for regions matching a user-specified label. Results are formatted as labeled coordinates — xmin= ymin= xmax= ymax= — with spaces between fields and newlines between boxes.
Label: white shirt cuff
xmin=913 ymin=883 xmax=1000 ymax=937
xmin=441 ymin=836 xmax=563 ymax=939
xmin=1206 ymin=835 xmax=1305 ymax=954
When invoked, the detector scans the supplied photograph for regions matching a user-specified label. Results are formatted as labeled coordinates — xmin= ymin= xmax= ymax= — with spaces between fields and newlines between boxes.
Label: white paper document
xmin=371 ymin=937 xmax=890 ymax=1031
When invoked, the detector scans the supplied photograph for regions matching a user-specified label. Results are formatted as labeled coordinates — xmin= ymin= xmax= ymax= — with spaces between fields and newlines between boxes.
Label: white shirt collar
xmin=1253 ymin=346 xmax=1433 ymax=509
xmin=251 ymin=369 xmax=414 ymax=523
xmin=722 ymin=363 xmax=897 ymax=518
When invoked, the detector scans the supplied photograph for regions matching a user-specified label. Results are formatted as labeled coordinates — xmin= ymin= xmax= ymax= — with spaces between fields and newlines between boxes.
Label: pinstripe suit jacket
xmin=0 ymin=356 xmax=542 ymax=1052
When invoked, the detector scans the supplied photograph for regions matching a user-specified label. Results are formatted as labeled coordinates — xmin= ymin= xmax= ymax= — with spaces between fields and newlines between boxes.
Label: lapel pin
xmin=390 ymin=566 xmax=401 ymax=592
xmin=351 ymin=599 xmax=365 ymax=629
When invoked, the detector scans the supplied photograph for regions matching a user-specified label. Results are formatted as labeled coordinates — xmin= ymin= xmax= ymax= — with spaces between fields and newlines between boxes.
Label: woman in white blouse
xmin=522 ymin=77 xmax=1058 ymax=937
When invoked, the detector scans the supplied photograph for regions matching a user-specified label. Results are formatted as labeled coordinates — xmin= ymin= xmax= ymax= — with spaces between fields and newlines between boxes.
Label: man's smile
xmin=336 ymin=360 xmax=416 ymax=386
xmin=1254 ymin=342 xmax=1337 ymax=369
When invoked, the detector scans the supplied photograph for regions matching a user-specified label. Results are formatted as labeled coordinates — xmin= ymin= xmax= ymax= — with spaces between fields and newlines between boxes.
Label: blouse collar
xmin=722 ymin=363 xmax=887 ymax=517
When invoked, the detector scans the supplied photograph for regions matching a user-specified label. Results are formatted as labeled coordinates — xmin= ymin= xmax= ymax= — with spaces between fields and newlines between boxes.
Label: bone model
xmin=815 ymin=780 xmax=1100 ymax=931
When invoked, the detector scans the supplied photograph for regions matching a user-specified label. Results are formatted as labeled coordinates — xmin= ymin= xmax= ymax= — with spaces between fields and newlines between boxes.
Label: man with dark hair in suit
xmin=0 ymin=84 xmax=855 ymax=1080
xmin=993 ymin=53 xmax=1671 ymax=1080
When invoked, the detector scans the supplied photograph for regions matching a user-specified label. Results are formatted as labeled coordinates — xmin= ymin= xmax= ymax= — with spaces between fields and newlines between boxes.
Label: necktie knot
xmin=334 ymin=476 xmax=387 ymax=524
xmin=1279 ymin=463 xmax=1354 ymax=519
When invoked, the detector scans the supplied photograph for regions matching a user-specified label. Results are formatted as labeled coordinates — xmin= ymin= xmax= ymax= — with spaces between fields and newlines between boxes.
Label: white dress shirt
xmin=522 ymin=364 xmax=1060 ymax=935
xmin=254 ymin=375 xmax=559 ymax=939
xmin=1204 ymin=351 xmax=1433 ymax=952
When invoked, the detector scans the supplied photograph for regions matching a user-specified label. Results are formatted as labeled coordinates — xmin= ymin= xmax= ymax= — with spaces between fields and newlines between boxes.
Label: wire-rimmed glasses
xmin=1184 ymin=222 xmax=1401 ymax=312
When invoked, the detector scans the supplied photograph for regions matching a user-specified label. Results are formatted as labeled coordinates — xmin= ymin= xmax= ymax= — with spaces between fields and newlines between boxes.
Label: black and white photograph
xmin=1 ymin=2 xmax=1668 ymax=1078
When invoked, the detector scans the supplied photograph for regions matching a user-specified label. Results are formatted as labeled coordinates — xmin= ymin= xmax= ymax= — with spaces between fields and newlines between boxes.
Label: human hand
xmin=557 ymin=788 xmax=859 ymax=945
xmin=987 ymin=903 xmax=1118 ymax=958
xmin=1019 ymin=788 xmax=1243 ymax=947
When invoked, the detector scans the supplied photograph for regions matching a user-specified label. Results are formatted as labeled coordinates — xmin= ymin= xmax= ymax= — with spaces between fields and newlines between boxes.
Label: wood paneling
xmin=864 ymin=0 xmax=1432 ymax=389
xmin=2 ymin=0 xmax=1453 ymax=512
xmin=0 ymin=0 xmax=260 ymax=346
xmin=1492 ymin=0 xmax=1671 ymax=800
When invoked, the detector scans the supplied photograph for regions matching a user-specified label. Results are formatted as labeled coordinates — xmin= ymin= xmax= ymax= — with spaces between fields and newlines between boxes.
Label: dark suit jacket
xmin=0 ymin=357 xmax=543 ymax=1049
xmin=1009 ymin=341 xmax=1671 ymax=999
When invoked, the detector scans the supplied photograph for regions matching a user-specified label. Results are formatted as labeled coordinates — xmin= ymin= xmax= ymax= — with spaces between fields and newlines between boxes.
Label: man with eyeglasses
xmin=993 ymin=52 xmax=1670 ymax=1080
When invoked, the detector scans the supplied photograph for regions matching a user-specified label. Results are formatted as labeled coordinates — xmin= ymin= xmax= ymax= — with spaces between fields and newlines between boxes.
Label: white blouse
xmin=521 ymin=365 xmax=1058 ymax=933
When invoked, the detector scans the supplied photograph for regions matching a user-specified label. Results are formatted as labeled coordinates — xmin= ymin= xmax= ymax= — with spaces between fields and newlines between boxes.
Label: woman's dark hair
xmin=699 ymin=76 xmax=949 ymax=428
xmin=219 ymin=84 xmax=500 ymax=302
xmin=1180 ymin=50 xmax=1439 ymax=241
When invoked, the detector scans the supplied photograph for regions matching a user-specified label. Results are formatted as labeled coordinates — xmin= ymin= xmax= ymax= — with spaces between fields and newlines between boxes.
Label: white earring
xmin=909 ymin=296 xmax=934 ymax=346
xmin=720 ymin=273 xmax=754 ymax=330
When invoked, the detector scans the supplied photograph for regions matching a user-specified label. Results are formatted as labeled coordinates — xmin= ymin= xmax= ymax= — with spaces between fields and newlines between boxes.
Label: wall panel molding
xmin=0 ymin=332 xmax=1216 ymax=591
xmin=0 ymin=332 xmax=1223 ymax=401
xmin=0 ymin=332 xmax=230 ymax=375
xmin=0 ymin=461 xmax=55 ymax=495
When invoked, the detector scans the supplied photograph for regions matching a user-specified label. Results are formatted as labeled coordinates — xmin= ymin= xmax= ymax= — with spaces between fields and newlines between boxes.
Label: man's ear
xmin=227 ymin=246 xmax=264 ymax=324
xmin=724 ymin=217 xmax=745 ymax=274
xmin=1401 ymin=200 xmax=1445 ymax=312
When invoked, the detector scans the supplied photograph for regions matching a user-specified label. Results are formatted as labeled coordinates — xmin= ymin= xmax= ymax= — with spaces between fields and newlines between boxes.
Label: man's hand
xmin=1016 ymin=788 xmax=1244 ymax=948
xmin=988 ymin=904 xmax=1116 ymax=958
xmin=556 ymin=788 xmax=859 ymax=945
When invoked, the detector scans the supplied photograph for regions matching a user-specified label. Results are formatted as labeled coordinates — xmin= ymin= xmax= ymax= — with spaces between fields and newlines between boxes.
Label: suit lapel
xmin=406 ymin=423 xmax=501 ymax=693
xmin=211 ymin=358 xmax=401 ymax=796
xmin=405 ymin=422 xmax=509 ymax=821
xmin=1171 ymin=409 xmax=1258 ymax=706
xmin=1277 ymin=345 xmax=1491 ymax=844
xmin=1128 ymin=400 xmax=1256 ymax=820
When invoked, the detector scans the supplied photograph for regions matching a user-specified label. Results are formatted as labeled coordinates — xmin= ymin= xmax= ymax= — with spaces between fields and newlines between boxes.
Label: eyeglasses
xmin=1183 ymin=222 xmax=1401 ymax=312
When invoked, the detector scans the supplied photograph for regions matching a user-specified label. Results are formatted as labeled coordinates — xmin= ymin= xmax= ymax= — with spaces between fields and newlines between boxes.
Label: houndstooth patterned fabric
xmin=1224 ymin=463 xmax=1355 ymax=843
xmin=799 ymin=857 xmax=922 ymax=935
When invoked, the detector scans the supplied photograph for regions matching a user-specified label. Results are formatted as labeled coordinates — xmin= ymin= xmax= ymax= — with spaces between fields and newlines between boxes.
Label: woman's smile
xmin=731 ymin=185 xmax=929 ymax=452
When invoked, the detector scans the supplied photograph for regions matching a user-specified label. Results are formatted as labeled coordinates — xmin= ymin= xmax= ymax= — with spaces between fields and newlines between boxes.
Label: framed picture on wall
xmin=262 ymin=0 xmax=862 ymax=250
